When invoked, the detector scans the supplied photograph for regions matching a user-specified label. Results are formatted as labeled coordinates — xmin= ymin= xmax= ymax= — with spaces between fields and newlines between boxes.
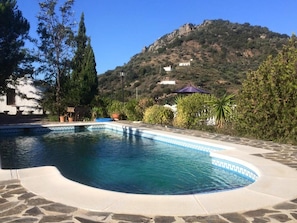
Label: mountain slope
xmin=98 ymin=19 xmax=289 ymax=100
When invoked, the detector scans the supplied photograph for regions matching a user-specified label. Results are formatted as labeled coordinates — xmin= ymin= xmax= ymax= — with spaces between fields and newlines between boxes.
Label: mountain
xmin=97 ymin=19 xmax=289 ymax=101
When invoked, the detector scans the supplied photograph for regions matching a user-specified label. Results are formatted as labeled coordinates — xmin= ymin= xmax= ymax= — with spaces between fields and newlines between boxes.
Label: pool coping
xmin=1 ymin=122 xmax=297 ymax=216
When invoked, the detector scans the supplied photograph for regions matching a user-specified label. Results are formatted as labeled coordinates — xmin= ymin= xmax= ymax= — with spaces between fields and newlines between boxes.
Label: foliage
xmin=91 ymin=106 xmax=105 ymax=119
xmin=143 ymin=105 xmax=174 ymax=125
xmin=173 ymin=94 xmax=214 ymax=129
xmin=123 ymin=99 xmax=141 ymax=121
xmin=36 ymin=0 xmax=75 ymax=115
xmin=208 ymin=94 xmax=235 ymax=128
xmin=0 ymin=0 xmax=31 ymax=94
xmin=136 ymin=97 xmax=154 ymax=115
xmin=91 ymin=96 xmax=110 ymax=118
xmin=107 ymin=100 xmax=124 ymax=116
xmin=46 ymin=114 xmax=59 ymax=122
xmin=70 ymin=13 xmax=98 ymax=106
xmin=236 ymin=35 xmax=297 ymax=143
xmin=123 ymin=97 xmax=155 ymax=121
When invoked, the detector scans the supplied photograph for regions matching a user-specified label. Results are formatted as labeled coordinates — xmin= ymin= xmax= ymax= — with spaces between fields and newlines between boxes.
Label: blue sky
xmin=18 ymin=0 xmax=297 ymax=75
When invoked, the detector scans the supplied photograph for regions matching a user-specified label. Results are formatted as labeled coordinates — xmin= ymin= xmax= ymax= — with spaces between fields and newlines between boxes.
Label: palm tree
xmin=209 ymin=94 xmax=235 ymax=128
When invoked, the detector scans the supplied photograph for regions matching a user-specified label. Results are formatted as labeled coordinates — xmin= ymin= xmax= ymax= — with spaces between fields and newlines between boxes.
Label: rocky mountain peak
xmin=143 ymin=21 xmax=214 ymax=53
xmin=144 ymin=23 xmax=197 ymax=53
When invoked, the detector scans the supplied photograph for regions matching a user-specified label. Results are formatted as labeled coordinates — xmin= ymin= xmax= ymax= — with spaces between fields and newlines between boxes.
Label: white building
xmin=163 ymin=65 xmax=172 ymax=72
xmin=0 ymin=75 xmax=43 ymax=115
xmin=179 ymin=59 xmax=193 ymax=67
xmin=158 ymin=80 xmax=176 ymax=85
xmin=179 ymin=62 xmax=191 ymax=66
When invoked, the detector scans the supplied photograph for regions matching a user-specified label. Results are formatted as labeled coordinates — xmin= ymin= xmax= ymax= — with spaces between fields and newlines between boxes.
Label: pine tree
xmin=236 ymin=35 xmax=297 ymax=143
xmin=0 ymin=0 xmax=30 ymax=94
xmin=71 ymin=13 xmax=98 ymax=106
xmin=80 ymin=40 xmax=98 ymax=105
xmin=72 ymin=13 xmax=87 ymax=81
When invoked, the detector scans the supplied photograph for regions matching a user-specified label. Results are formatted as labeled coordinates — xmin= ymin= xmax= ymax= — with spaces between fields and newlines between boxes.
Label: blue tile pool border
xmin=211 ymin=157 xmax=258 ymax=181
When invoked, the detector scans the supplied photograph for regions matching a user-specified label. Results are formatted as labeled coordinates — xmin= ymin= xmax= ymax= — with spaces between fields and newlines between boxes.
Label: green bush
xmin=107 ymin=100 xmax=124 ymax=117
xmin=124 ymin=99 xmax=142 ymax=121
xmin=173 ymin=94 xmax=214 ymax=129
xmin=137 ymin=98 xmax=154 ymax=114
xmin=47 ymin=114 xmax=59 ymax=122
xmin=91 ymin=96 xmax=111 ymax=117
xmin=143 ymin=105 xmax=174 ymax=125
xmin=91 ymin=106 xmax=106 ymax=119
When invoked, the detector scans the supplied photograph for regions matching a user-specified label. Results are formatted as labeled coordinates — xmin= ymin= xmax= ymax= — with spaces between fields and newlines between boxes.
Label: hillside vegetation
xmin=98 ymin=19 xmax=289 ymax=100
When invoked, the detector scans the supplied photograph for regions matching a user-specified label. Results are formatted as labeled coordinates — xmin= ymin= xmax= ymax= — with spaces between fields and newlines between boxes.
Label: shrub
xmin=143 ymin=105 xmax=174 ymax=125
xmin=91 ymin=96 xmax=111 ymax=117
xmin=124 ymin=99 xmax=142 ymax=121
xmin=107 ymin=100 xmax=124 ymax=117
xmin=47 ymin=114 xmax=59 ymax=122
xmin=173 ymin=94 xmax=214 ymax=129
xmin=91 ymin=106 xmax=106 ymax=119
xmin=137 ymin=97 xmax=155 ymax=114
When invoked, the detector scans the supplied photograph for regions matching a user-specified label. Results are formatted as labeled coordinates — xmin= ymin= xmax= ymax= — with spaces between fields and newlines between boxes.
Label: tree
xmin=80 ymin=40 xmax=98 ymax=105
xmin=208 ymin=94 xmax=235 ymax=128
xmin=72 ymin=13 xmax=87 ymax=80
xmin=70 ymin=13 xmax=98 ymax=106
xmin=0 ymin=0 xmax=31 ymax=94
xmin=236 ymin=35 xmax=297 ymax=143
xmin=36 ymin=0 xmax=75 ymax=115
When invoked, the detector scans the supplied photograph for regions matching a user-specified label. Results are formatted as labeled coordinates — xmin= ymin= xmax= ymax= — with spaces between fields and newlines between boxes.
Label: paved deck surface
xmin=1 ymin=119 xmax=297 ymax=222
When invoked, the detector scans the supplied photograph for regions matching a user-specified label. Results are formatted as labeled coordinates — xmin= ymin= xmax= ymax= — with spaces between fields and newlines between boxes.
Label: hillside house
xmin=158 ymin=77 xmax=176 ymax=85
xmin=179 ymin=62 xmax=191 ymax=66
xmin=0 ymin=75 xmax=44 ymax=115
xmin=179 ymin=59 xmax=193 ymax=67
xmin=158 ymin=80 xmax=176 ymax=85
xmin=163 ymin=65 xmax=172 ymax=72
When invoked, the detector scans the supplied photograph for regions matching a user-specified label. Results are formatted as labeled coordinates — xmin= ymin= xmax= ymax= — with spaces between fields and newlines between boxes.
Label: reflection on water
xmin=0 ymin=130 xmax=253 ymax=195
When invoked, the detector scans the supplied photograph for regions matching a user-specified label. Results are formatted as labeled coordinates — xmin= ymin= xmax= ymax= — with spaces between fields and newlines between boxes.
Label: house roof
xmin=175 ymin=85 xmax=209 ymax=94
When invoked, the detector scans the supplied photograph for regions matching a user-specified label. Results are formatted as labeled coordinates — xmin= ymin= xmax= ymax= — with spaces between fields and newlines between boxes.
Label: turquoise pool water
xmin=0 ymin=129 xmax=253 ymax=195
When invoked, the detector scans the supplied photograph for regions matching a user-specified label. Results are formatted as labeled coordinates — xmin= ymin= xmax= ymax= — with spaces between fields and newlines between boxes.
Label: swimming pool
xmin=1 ymin=122 xmax=297 ymax=216
xmin=0 ymin=123 xmax=257 ymax=195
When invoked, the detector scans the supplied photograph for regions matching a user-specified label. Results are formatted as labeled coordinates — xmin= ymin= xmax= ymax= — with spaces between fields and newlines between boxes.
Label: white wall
xmin=0 ymin=76 xmax=43 ymax=115
xmin=163 ymin=66 xmax=172 ymax=72
xmin=158 ymin=80 xmax=176 ymax=85
xmin=179 ymin=62 xmax=191 ymax=66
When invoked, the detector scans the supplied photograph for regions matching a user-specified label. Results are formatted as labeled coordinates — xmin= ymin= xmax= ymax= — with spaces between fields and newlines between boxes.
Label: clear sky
xmin=17 ymin=0 xmax=297 ymax=75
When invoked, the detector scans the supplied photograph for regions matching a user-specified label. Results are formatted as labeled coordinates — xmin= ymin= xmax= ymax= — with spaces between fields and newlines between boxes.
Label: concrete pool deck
xmin=1 ymin=121 xmax=297 ymax=222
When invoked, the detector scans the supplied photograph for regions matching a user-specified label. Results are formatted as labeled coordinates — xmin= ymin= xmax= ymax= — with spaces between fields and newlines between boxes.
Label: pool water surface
xmin=0 ymin=129 xmax=253 ymax=194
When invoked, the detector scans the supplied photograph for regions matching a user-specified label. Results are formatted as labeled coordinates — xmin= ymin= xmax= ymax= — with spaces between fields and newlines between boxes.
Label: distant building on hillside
xmin=179 ymin=62 xmax=191 ymax=66
xmin=163 ymin=65 xmax=172 ymax=72
xmin=158 ymin=77 xmax=176 ymax=85
xmin=179 ymin=59 xmax=193 ymax=67
xmin=0 ymin=75 xmax=44 ymax=115
xmin=158 ymin=80 xmax=176 ymax=85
